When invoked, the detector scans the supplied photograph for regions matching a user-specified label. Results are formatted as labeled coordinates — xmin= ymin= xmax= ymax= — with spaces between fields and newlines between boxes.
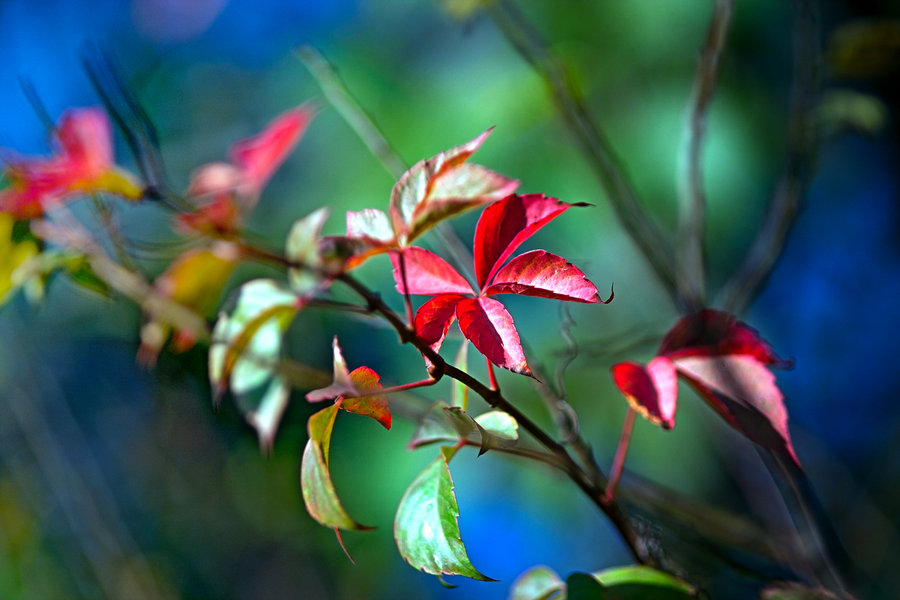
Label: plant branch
xmin=336 ymin=271 xmax=652 ymax=565
xmin=719 ymin=0 xmax=821 ymax=315
xmin=489 ymin=0 xmax=679 ymax=306
xmin=677 ymin=0 xmax=734 ymax=311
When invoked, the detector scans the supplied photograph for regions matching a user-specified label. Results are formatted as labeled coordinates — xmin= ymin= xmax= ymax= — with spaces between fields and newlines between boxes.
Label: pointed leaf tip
xmin=394 ymin=446 xmax=495 ymax=581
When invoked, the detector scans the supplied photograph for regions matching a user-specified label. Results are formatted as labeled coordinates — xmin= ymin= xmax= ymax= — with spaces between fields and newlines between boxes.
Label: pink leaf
xmin=414 ymin=294 xmax=466 ymax=349
xmin=611 ymin=358 xmax=677 ymax=429
xmin=674 ymin=355 xmax=800 ymax=466
xmin=456 ymin=296 xmax=531 ymax=375
xmin=473 ymin=194 xmax=585 ymax=288
xmin=230 ymin=104 xmax=315 ymax=191
xmin=55 ymin=108 xmax=113 ymax=175
xmin=659 ymin=309 xmax=790 ymax=367
xmin=390 ymin=247 xmax=473 ymax=295
xmin=484 ymin=250 xmax=605 ymax=303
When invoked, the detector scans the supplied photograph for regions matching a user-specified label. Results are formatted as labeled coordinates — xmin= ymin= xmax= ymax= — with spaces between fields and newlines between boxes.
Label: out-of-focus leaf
xmin=828 ymin=19 xmax=900 ymax=79
xmin=509 ymin=565 xmax=564 ymax=600
xmin=592 ymin=565 xmax=696 ymax=599
xmin=675 ymin=355 xmax=800 ymax=467
xmin=389 ymin=128 xmax=518 ymax=244
xmin=451 ymin=339 xmax=469 ymax=409
xmin=485 ymin=250 xmax=604 ymax=303
xmin=230 ymin=103 xmax=315 ymax=191
xmin=0 ymin=212 xmax=39 ymax=305
xmin=391 ymin=247 xmax=474 ymax=295
xmin=286 ymin=206 xmax=330 ymax=294
xmin=394 ymin=445 xmax=493 ymax=581
xmin=817 ymin=89 xmax=888 ymax=137
xmin=441 ymin=0 xmax=496 ymax=20
xmin=457 ymin=296 xmax=531 ymax=375
xmin=565 ymin=573 xmax=608 ymax=600
xmin=301 ymin=403 xmax=372 ymax=531
xmin=758 ymin=581 xmax=842 ymax=600
xmin=658 ymin=310 xmax=790 ymax=367
xmin=208 ymin=279 xmax=300 ymax=449
xmin=62 ymin=254 xmax=111 ymax=297
xmin=611 ymin=358 xmax=678 ymax=430
xmin=473 ymin=194 xmax=583 ymax=288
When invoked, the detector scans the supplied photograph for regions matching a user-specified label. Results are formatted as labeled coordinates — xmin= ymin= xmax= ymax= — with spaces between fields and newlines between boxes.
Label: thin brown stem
xmin=719 ymin=0 xmax=821 ymax=315
xmin=489 ymin=0 xmax=679 ymax=307
xmin=677 ymin=0 xmax=734 ymax=311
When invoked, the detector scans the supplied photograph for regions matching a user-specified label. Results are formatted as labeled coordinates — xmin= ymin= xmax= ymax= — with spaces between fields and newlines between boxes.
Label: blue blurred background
xmin=0 ymin=0 xmax=898 ymax=598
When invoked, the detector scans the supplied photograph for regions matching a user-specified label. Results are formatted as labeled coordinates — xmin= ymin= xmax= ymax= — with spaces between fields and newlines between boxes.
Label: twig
xmin=296 ymin=45 xmax=477 ymax=282
xmin=719 ymin=0 xmax=821 ymax=315
xmin=336 ymin=271 xmax=652 ymax=565
xmin=677 ymin=0 xmax=734 ymax=311
xmin=296 ymin=45 xmax=408 ymax=179
xmin=489 ymin=0 xmax=679 ymax=306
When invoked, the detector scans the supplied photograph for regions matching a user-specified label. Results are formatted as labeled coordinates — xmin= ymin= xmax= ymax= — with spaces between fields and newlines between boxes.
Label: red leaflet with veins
xmin=611 ymin=309 xmax=800 ymax=466
xmin=394 ymin=194 xmax=608 ymax=376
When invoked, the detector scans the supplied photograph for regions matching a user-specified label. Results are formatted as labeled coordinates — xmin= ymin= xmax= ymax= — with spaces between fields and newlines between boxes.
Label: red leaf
xmin=611 ymin=358 xmax=677 ymax=429
xmin=659 ymin=309 xmax=790 ymax=367
xmin=484 ymin=250 xmax=604 ymax=303
xmin=230 ymin=104 xmax=315 ymax=191
xmin=414 ymin=294 xmax=466 ymax=349
xmin=674 ymin=355 xmax=800 ymax=466
xmin=391 ymin=247 xmax=473 ymax=295
xmin=341 ymin=366 xmax=391 ymax=430
xmin=473 ymin=194 xmax=583 ymax=288
xmin=456 ymin=296 xmax=531 ymax=375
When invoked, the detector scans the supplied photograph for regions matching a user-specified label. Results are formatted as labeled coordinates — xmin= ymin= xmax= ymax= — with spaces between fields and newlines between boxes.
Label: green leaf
xmin=592 ymin=566 xmax=696 ymax=600
xmin=565 ymin=573 xmax=609 ymax=600
xmin=407 ymin=403 xmax=518 ymax=455
xmin=509 ymin=566 xmax=565 ymax=600
xmin=394 ymin=445 xmax=493 ymax=581
xmin=209 ymin=279 xmax=301 ymax=449
xmin=301 ymin=404 xmax=372 ymax=531
xmin=286 ymin=207 xmax=330 ymax=293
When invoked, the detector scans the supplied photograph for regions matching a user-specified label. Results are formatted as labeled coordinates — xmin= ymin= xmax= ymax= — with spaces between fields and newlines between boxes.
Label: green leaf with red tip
xmin=394 ymin=445 xmax=494 ymax=581
xmin=509 ymin=566 xmax=565 ymax=600
xmin=301 ymin=403 xmax=373 ymax=531
xmin=306 ymin=338 xmax=391 ymax=429
xmin=346 ymin=208 xmax=395 ymax=244
xmin=209 ymin=279 xmax=301 ymax=450
xmin=341 ymin=367 xmax=391 ymax=430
